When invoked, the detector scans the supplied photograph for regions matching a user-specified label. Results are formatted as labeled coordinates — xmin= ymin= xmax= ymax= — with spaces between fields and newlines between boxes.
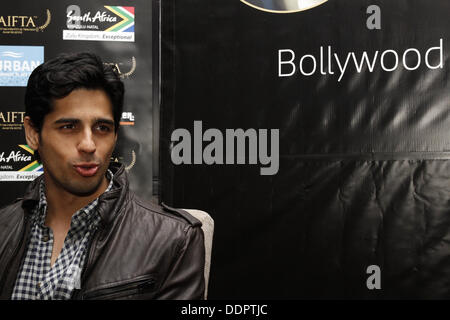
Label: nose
xmin=78 ymin=129 xmax=96 ymax=154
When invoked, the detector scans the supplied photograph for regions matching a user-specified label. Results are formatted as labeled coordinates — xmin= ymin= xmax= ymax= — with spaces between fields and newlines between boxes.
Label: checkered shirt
xmin=11 ymin=170 xmax=114 ymax=300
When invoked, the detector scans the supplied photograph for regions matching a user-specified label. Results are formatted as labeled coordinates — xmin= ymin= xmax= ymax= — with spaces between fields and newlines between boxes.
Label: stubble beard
xmin=44 ymin=161 xmax=110 ymax=198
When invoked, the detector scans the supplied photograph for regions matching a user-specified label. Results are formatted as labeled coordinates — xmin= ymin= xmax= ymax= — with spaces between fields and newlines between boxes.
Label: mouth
xmin=73 ymin=163 xmax=100 ymax=177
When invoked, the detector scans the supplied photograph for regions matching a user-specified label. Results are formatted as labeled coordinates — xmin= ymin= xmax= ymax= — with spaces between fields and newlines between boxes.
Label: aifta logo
xmin=0 ymin=111 xmax=25 ymax=131
xmin=0 ymin=9 xmax=51 ymax=34
xmin=241 ymin=0 xmax=327 ymax=13
xmin=0 ymin=45 xmax=44 ymax=87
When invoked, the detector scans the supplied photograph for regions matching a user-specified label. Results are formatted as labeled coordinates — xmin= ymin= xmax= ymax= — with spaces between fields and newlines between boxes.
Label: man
xmin=0 ymin=52 xmax=205 ymax=300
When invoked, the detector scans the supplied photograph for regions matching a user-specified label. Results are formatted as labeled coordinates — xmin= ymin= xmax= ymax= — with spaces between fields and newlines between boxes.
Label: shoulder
xmin=113 ymin=194 xmax=205 ymax=264
xmin=125 ymin=194 xmax=202 ymax=230
xmin=0 ymin=198 xmax=25 ymax=223
xmin=0 ymin=199 xmax=27 ymax=247
xmin=0 ymin=177 xmax=40 ymax=224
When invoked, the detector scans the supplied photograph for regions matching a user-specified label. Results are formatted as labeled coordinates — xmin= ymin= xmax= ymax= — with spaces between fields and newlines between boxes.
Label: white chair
xmin=183 ymin=209 xmax=214 ymax=299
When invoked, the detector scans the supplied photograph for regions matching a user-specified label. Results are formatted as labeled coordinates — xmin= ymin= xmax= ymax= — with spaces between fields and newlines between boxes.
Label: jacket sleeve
xmin=156 ymin=225 xmax=206 ymax=299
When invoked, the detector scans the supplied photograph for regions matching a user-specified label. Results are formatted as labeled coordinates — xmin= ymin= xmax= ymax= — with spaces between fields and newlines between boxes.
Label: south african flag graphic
xmin=104 ymin=6 xmax=134 ymax=33
xmin=18 ymin=145 xmax=43 ymax=172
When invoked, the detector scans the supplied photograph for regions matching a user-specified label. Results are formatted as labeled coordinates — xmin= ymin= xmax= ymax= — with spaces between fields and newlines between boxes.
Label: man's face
xmin=26 ymin=88 xmax=117 ymax=197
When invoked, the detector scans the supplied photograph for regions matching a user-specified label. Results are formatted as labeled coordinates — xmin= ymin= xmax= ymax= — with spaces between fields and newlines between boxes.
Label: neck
xmin=43 ymin=175 xmax=108 ymax=226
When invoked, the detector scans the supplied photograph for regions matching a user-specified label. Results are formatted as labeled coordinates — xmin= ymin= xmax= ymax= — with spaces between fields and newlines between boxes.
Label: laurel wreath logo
xmin=120 ymin=57 xmax=136 ymax=78
xmin=104 ymin=57 xmax=136 ymax=78
xmin=125 ymin=150 xmax=136 ymax=171
xmin=36 ymin=9 xmax=51 ymax=31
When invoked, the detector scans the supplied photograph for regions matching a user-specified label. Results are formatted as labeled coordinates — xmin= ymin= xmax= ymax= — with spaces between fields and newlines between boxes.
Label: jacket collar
xmin=21 ymin=162 xmax=129 ymax=225
xmin=97 ymin=162 xmax=129 ymax=225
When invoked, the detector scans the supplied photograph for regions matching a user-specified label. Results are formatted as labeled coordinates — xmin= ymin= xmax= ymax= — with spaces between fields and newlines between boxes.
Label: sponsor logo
xmin=0 ymin=144 xmax=43 ymax=181
xmin=0 ymin=46 xmax=44 ymax=87
xmin=0 ymin=9 xmax=51 ymax=34
xmin=63 ymin=5 xmax=135 ymax=42
xmin=241 ymin=0 xmax=327 ymax=13
xmin=120 ymin=112 xmax=135 ymax=126
xmin=0 ymin=111 xmax=25 ymax=131
xmin=111 ymin=150 xmax=136 ymax=171
xmin=104 ymin=56 xmax=136 ymax=78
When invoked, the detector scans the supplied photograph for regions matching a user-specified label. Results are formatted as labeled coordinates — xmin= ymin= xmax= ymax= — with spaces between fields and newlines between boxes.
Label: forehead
xmin=49 ymin=88 xmax=114 ymax=120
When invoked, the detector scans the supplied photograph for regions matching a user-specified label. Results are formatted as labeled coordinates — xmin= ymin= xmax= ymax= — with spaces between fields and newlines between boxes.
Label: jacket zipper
xmin=82 ymin=275 xmax=156 ymax=300
xmin=0 ymin=215 xmax=28 ymax=294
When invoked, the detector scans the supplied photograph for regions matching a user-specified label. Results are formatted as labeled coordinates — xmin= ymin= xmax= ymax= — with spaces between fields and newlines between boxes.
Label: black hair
xmin=24 ymin=52 xmax=124 ymax=162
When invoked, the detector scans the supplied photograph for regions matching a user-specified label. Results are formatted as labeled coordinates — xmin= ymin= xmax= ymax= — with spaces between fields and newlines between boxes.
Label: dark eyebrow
xmin=94 ymin=118 xmax=115 ymax=126
xmin=54 ymin=118 xmax=79 ymax=124
xmin=53 ymin=118 xmax=115 ymax=126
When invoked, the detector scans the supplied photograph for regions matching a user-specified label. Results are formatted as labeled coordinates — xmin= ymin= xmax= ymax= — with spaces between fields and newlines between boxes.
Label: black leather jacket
xmin=0 ymin=163 xmax=205 ymax=299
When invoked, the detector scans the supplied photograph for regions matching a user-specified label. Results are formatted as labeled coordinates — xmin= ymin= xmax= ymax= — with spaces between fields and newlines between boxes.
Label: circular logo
xmin=241 ymin=0 xmax=328 ymax=13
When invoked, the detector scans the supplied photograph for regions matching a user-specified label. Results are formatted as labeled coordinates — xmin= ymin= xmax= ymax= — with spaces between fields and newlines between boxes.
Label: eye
xmin=60 ymin=123 xmax=75 ymax=130
xmin=95 ymin=124 xmax=112 ymax=132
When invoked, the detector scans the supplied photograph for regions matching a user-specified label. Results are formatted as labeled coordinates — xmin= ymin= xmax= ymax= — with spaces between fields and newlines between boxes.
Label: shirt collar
xmin=34 ymin=169 xmax=114 ymax=227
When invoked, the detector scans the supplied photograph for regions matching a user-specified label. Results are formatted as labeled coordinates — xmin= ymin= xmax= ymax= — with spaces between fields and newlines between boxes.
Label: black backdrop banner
xmin=1 ymin=0 xmax=450 ymax=301
xmin=0 ymin=0 xmax=159 ymax=208
xmin=161 ymin=0 xmax=450 ymax=298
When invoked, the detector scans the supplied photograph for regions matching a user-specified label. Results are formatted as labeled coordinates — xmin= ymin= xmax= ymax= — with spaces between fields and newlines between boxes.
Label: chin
xmin=66 ymin=179 xmax=105 ymax=197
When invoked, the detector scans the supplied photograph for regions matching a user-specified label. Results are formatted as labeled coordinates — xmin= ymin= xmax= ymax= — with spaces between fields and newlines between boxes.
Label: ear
xmin=23 ymin=116 xmax=40 ymax=151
